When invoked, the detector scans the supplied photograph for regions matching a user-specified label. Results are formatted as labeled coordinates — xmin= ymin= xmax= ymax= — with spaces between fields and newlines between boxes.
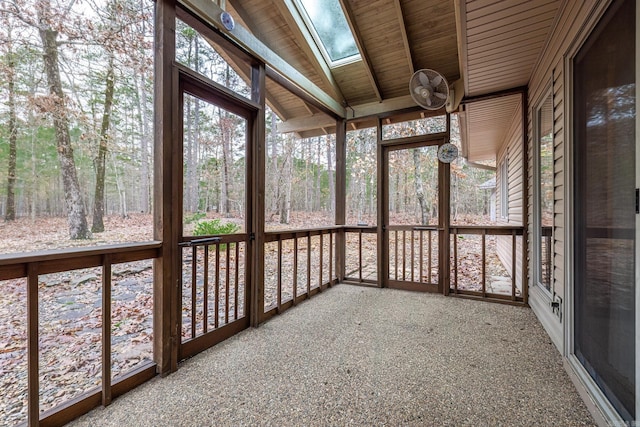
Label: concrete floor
xmin=70 ymin=285 xmax=596 ymax=426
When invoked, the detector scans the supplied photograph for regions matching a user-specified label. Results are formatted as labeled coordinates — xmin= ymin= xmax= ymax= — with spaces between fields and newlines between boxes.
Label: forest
xmin=0 ymin=0 xmax=495 ymax=254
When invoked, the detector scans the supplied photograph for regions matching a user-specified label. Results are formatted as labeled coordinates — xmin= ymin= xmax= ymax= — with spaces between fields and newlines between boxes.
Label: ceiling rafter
xmin=339 ymin=0 xmax=383 ymax=102
xmin=275 ymin=0 xmax=346 ymax=103
xmin=394 ymin=0 xmax=414 ymax=76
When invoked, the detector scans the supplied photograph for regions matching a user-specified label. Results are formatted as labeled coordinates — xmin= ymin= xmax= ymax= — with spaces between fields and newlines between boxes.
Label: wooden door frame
xmin=376 ymin=116 xmax=452 ymax=294
xmin=174 ymin=65 xmax=260 ymax=360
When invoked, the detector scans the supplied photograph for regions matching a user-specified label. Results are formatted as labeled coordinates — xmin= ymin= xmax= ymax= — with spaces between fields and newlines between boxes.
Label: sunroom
xmin=0 ymin=0 xmax=635 ymax=425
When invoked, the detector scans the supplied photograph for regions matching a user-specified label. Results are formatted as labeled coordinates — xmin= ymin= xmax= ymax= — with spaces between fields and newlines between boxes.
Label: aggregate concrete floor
xmin=70 ymin=285 xmax=596 ymax=426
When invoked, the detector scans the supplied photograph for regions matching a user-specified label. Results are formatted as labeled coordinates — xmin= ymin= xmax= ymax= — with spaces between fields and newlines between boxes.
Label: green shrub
xmin=193 ymin=219 xmax=239 ymax=236
xmin=184 ymin=211 xmax=206 ymax=224
xmin=193 ymin=219 xmax=240 ymax=250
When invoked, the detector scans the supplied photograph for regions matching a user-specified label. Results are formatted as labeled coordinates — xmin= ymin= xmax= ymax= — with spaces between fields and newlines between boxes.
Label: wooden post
xmin=27 ymin=263 xmax=39 ymax=426
xmin=440 ymin=114 xmax=452 ymax=295
xmin=250 ymin=62 xmax=266 ymax=327
xmin=153 ymin=0 xmax=178 ymax=375
xmin=335 ymin=119 xmax=347 ymax=281
xmin=377 ymin=118 xmax=388 ymax=287
xmin=102 ymin=255 xmax=112 ymax=406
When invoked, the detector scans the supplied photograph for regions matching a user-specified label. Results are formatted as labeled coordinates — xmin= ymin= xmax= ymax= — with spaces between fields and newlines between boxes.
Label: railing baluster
xmin=512 ymin=230 xmax=517 ymax=301
xmin=453 ymin=230 xmax=458 ymax=293
xmin=329 ymin=231 xmax=333 ymax=287
xmin=203 ymin=245 xmax=209 ymax=334
xmin=215 ymin=244 xmax=220 ymax=329
xmin=234 ymin=243 xmax=239 ymax=320
xmin=419 ymin=230 xmax=424 ymax=284
xmin=102 ymin=255 xmax=112 ymax=406
xmin=481 ymin=230 xmax=486 ymax=297
xmin=307 ymin=232 xmax=311 ymax=297
xmin=277 ymin=237 xmax=282 ymax=311
xmin=293 ymin=238 xmax=298 ymax=304
xmin=319 ymin=233 xmax=324 ymax=291
xmin=225 ymin=242 xmax=230 ymax=324
xmin=402 ymin=230 xmax=406 ymax=281
xmin=394 ymin=230 xmax=398 ymax=281
xmin=410 ymin=230 xmax=414 ymax=283
xmin=358 ymin=229 xmax=363 ymax=282
xmin=191 ymin=246 xmax=197 ymax=339
xmin=428 ymin=230 xmax=433 ymax=284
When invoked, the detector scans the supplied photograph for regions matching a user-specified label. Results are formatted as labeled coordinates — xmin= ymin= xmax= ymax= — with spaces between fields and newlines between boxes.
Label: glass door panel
xmin=574 ymin=0 xmax=635 ymax=420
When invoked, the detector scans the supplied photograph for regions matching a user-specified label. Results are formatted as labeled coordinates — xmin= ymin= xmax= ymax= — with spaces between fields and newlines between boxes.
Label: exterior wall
xmin=496 ymin=101 xmax=524 ymax=294
xmin=526 ymin=0 xmax=612 ymax=350
xmin=526 ymin=0 xmax=621 ymax=424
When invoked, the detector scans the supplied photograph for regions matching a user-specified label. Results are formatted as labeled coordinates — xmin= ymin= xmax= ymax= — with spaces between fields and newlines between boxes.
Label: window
xmin=535 ymin=91 xmax=554 ymax=293
xmin=499 ymin=159 xmax=508 ymax=218
xmin=295 ymin=0 xmax=360 ymax=66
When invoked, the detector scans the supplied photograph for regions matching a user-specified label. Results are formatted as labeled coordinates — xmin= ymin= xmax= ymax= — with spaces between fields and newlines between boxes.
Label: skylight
xmin=297 ymin=0 xmax=360 ymax=65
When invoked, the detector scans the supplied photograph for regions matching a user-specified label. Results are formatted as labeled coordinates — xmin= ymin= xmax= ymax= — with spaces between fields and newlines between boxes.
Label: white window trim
xmin=533 ymin=87 xmax=554 ymax=297
xmin=499 ymin=158 xmax=508 ymax=219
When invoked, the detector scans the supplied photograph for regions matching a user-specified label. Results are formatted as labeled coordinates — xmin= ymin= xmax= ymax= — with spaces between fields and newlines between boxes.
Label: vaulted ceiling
xmin=183 ymin=0 xmax=563 ymax=160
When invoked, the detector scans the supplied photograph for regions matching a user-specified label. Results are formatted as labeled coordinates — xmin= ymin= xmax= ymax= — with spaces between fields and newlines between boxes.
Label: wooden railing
xmin=449 ymin=226 xmax=525 ymax=303
xmin=0 ymin=242 xmax=161 ymax=426
xmin=343 ymin=226 xmax=377 ymax=285
xmin=387 ymin=225 xmax=438 ymax=287
xmin=178 ymin=235 xmax=249 ymax=360
xmin=263 ymin=227 xmax=339 ymax=320
xmin=0 ymin=224 xmax=527 ymax=425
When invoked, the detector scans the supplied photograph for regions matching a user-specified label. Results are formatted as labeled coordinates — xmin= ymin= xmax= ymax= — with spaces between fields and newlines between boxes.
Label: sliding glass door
xmin=573 ymin=0 xmax=636 ymax=421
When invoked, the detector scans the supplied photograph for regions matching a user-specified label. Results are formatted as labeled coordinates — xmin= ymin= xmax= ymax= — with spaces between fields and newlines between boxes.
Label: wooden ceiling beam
xmin=276 ymin=0 xmax=346 ymax=103
xmin=455 ymin=0 xmax=469 ymax=97
xmin=339 ymin=0 xmax=383 ymax=102
xmin=276 ymin=113 xmax=336 ymax=134
xmin=349 ymin=95 xmax=418 ymax=119
xmin=394 ymin=0 xmax=414 ymax=76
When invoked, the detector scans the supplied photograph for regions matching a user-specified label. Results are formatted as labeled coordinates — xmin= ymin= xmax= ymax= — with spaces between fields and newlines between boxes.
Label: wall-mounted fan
xmin=409 ymin=69 xmax=449 ymax=110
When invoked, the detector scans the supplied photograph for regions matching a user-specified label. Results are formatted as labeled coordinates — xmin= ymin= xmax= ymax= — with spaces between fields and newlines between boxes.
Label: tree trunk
xmin=327 ymin=135 xmax=335 ymax=213
xmin=137 ymin=0 xmax=151 ymax=214
xmin=269 ymin=110 xmax=278 ymax=218
xmin=193 ymin=97 xmax=201 ymax=210
xmin=38 ymin=8 xmax=90 ymax=239
xmin=305 ymin=141 xmax=310 ymax=211
xmin=220 ymin=64 xmax=233 ymax=217
xmin=5 ymin=40 xmax=17 ymax=221
xmin=110 ymin=151 xmax=128 ymax=218
xmin=92 ymin=55 xmax=115 ymax=233
xmin=314 ymin=136 xmax=321 ymax=211
xmin=136 ymin=73 xmax=151 ymax=213
xmin=279 ymin=135 xmax=293 ymax=224
xmin=220 ymin=111 xmax=231 ymax=217
xmin=412 ymin=148 xmax=428 ymax=225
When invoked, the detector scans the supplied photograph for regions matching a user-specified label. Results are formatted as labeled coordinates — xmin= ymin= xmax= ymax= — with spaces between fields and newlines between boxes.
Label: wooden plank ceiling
xmin=225 ymin=0 xmax=460 ymax=136
xmin=211 ymin=0 xmax=561 ymax=158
